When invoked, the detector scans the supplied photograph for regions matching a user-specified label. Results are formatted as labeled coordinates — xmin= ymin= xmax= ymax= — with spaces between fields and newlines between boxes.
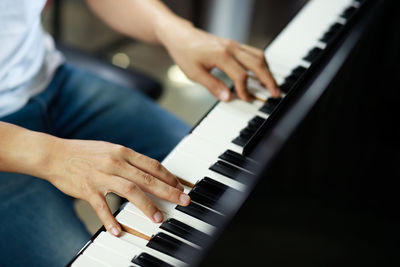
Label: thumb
xmin=89 ymin=195 xmax=121 ymax=237
xmin=191 ymin=68 xmax=231 ymax=102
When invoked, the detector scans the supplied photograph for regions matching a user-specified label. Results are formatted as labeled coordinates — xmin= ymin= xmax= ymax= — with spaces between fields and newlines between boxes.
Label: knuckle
xmin=150 ymin=159 xmax=162 ymax=172
xmin=257 ymin=58 xmax=267 ymax=68
xmin=167 ymin=187 xmax=181 ymax=201
xmin=144 ymin=200 xmax=157 ymax=213
xmin=219 ymin=50 xmax=230 ymax=61
xmin=225 ymin=39 xmax=236 ymax=50
xmin=114 ymin=144 xmax=128 ymax=155
xmin=124 ymin=183 xmax=138 ymax=195
xmin=142 ymin=173 xmax=154 ymax=186
xmin=235 ymin=71 xmax=248 ymax=84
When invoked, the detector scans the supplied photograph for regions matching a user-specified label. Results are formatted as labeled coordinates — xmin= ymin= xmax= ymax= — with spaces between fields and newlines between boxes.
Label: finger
xmin=109 ymin=176 xmax=164 ymax=223
xmin=189 ymin=67 xmax=231 ymax=102
xmin=89 ymin=194 xmax=121 ymax=236
xmin=238 ymin=43 xmax=265 ymax=58
xmin=214 ymin=54 xmax=251 ymax=101
xmin=124 ymin=150 xmax=184 ymax=191
xmin=114 ymin=166 xmax=190 ymax=206
xmin=232 ymin=47 xmax=280 ymax=97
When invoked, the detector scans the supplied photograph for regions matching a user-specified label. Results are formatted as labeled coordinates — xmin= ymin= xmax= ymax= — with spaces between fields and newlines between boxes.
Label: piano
xmin=68 ymin=0 xmax=399 ymax=266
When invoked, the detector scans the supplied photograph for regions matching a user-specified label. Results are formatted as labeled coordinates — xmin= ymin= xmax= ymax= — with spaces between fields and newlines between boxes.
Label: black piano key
xmin=219 ymin=149 xmax=259 ymax=171
xmin=239 ymin=128 xmax=255 ymax=139
xmin=328 ymin=22 xmax=344 ymax=33
xmin=189 ymin=190 xmax=221 ymax=212
xmin=284 ymin=73 xmax=299 ymax=84
xmin=341 ymin=6 xmax=357 ymax=19
xmin=160 ymin=218 xmax=210 ymax=247
xmin=247 ymin=117 xmax=265 ymax=132
xmin=279 ymin=82 xmax=292 ymax=93
xmin=259 ymin=97 xmax=282 ymax=115
xmin=303 ymin=47 xmax=323 ymax=63
xmin=247 ymin=123 xmax=261 ymax=132
xmin=291 ymin=66 xmax=307 ymax=76
xmin=132 ymin=252 xmax=173 ymax=267
xmin=320 ymin=31 xmax=336 ymax=44
xmin=320 ymin=23 xmax=344 ymax=44
xmin=232 ymin=135 xmax=247 ymax=147
xmin=175 ymin=202 xmax=225 ymax=226
xmin=199 ymin=177 xmax=229 ymax=195
xmin=248 ymin=116 xmax=266 ymax=127
xmin=209 ymin=160 xmax=255 ymax=184
xmin=190 ymin=182 xmax=242 ymax=214
xmin=190 ymin=184 xmax=219 ymax=203
xmin=147 ymin=232 xmax=198 ymax=263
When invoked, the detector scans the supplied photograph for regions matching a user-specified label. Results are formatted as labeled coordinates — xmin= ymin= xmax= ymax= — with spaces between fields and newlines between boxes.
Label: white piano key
xmin=84 ymin=243 xmax=133 ymax=267
xmin=94 ymin=231 xmax=186 ymax=266
xmin=163 ymin=149 xmax=246 ymax=191
xmin=192 ymin=114 xmax=256 ymax=148
xmin=168 ymin=134 xmax=240 ymax=170
xmin=72 ymin=254 xmax=110 ymax=267
xmin=123 ymin=202 xmax=216 ymax=236
xmin=167 ymin=134 xmax=241 ymax=164
xmin=213 ymin=98 xmax=267 ymax=118
xmin=94 ymin=232 xmax=145 ymax=260
xmin=116 ymin=209 xmax=201 ymax=249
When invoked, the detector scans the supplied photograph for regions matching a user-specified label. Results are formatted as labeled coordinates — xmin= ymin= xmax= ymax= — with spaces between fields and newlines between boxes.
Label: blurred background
xmin=41 ymin=0 xmax=306 ymax=234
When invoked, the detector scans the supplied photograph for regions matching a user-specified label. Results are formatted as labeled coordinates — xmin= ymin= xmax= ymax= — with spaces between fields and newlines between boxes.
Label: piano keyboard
xmin=69 ymin=0 xmax=367 ymax=266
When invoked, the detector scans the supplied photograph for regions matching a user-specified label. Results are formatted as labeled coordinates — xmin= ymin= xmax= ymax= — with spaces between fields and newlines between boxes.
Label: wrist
xmin=23 ymin=132 xmax=62 ymax=182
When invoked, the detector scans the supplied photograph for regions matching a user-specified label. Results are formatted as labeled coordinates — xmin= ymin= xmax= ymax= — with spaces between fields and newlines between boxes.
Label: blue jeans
xmin=0 ymin=64 xmax=190 ymax=266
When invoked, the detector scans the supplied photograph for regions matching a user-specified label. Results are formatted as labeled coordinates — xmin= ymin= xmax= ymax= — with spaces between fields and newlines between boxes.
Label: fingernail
xmin=219 ymin=90 xmax=230 ymax=101
xmin=176 ymin=183 xmax=184 ymax=191
xmin=179 ymin=193 xmax=191 ymax=206
xmin=110 ymin=226 xmax=120 ymax=236
xmin=153 ymin=211 xmax=163 ymax=222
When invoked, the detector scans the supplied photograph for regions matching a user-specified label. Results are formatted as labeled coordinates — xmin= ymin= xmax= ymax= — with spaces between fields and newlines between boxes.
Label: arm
xmin=0 ymin=121 xmax=189 ymax=236
xmin=86 ymin=0 xmax=280 ymax=101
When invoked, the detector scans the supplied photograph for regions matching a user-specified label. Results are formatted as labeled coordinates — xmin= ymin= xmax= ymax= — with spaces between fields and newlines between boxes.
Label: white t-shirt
xmin=0 ymin=0 xmax=63 ymax=117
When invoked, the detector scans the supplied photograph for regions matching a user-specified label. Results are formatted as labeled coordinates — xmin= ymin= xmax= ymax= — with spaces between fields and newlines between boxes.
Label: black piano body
xmin=200 ymin=0 xmax=400 ymax=266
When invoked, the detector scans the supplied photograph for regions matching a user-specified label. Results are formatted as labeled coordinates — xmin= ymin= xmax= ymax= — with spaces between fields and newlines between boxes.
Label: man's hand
xmin=45 ymin=139 xmax=190 ymax=236
xmin=157 ymin=20 xmax=280 ymax=102
xmin=0 ymin=122 xmax=190 ymax=237
xmin=86 ymin=0 xmax=279 ymax=102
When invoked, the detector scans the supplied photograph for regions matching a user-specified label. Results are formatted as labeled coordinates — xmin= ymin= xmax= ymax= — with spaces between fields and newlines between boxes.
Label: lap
xmin=46 ymin=64 xmax=190 ymax=161
xmin=0 ymin=172 xmax=90 ymax=267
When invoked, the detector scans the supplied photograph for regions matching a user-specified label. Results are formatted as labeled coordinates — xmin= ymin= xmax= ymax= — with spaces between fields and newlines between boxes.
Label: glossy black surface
xmin=146 ymin=233 xmax=198 ymax=263
xmin=160 ymin=218 xmax=210 ymax=247
xmin=132 ymin=253 xmax=173 ymax=267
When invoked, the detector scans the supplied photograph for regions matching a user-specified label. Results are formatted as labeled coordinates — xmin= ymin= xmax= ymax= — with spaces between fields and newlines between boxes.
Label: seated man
xmin=0 ymin=0 xmax=279 ymax=266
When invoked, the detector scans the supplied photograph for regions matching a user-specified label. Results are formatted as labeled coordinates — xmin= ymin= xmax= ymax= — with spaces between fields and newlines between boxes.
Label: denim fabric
xmin=0 ymin=64 xmax=190 ymax=266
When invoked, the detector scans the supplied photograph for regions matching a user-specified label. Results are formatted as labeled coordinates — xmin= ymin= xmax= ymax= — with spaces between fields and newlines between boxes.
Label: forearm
xmin=85 ymin=0 xmax=192 ymax=45
xmin=0 ymin=121 xmax=56 ymax=179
